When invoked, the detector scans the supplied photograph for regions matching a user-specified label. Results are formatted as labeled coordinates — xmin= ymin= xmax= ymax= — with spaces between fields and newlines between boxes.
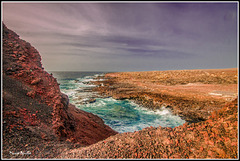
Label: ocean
xmin=51 ymin=71 xmax=185 ymax=133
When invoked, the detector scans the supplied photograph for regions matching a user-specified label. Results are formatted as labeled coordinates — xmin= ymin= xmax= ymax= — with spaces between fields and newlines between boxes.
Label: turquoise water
xmin=51 ymin=72 xmax=185 ymax=133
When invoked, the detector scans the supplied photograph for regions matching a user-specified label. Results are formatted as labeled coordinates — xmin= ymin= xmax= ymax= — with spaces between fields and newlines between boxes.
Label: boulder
xmin=61 ymin=93 xmax=69 ymax=107
xmin=88 ymin=98 xmax=96 ymax=103
xmin=31 ymin=78 xmax=42 ymax=85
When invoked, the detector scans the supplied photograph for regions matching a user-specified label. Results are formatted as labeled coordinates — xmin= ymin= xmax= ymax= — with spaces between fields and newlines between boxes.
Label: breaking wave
xmin=52 ymin=72 xmax=185 ymax=133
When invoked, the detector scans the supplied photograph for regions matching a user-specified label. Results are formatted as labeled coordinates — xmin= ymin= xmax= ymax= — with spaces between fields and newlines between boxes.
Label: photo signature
xmin=9 ymin=151 xmax=31 ymax=155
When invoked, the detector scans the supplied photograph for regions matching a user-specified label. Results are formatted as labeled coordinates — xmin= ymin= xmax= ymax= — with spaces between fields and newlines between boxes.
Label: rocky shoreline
xmin=2 ymin=23 xmax=238 ymax=159
xmin=61 ymin=98 xmax=238 ymax=159
xmin=92 ymin=69 xmax=237 ymax=123
xmin=60 ymin=70 xmax=238 ymax=159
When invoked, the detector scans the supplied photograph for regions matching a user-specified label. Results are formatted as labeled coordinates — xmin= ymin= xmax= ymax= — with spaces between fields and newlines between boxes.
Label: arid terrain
xmin=61 ymin=99 xmax=238 ymax=159
xmin=61 ymin=69 xmax=238 ymax=159
xmin=2 ymin=23 xmax=238 ymax=159
xmin=93 ymin=69 xmax=238 ymax=123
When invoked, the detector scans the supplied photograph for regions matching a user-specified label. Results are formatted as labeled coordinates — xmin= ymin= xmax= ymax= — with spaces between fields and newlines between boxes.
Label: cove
xmin=52 ymin=72 xmax=185 ymax=133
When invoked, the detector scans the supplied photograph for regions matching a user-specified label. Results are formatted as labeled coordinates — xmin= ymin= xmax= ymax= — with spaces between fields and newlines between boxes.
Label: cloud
xmin=2 ymin=2 xmax=237 ymax=71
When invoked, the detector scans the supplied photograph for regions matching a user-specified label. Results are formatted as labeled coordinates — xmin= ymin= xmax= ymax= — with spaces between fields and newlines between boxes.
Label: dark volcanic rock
xmin=2 ymin=23 xmax=117 ymax=159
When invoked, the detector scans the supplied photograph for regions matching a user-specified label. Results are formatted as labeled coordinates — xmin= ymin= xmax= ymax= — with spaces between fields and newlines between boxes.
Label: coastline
xmin=93 ymin=69 xmax=238 ymax=123
xmin=2 ymin=23 xmax=117 ymax=159
xmin=60 ymin=69 xmax=238 ymax=159
xmin=2 ymin=23 xmax=238 ymax=159
xmin=62 ymin=97 xmax=238 ymax=159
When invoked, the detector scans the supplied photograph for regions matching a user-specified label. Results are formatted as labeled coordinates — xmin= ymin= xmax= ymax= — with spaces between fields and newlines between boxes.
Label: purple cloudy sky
xmin=2 ymin=2 xmax=238 ymax=72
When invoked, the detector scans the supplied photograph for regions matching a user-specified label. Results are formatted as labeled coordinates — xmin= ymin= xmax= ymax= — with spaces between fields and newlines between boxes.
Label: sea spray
xmin=52 ymin=72 xmax=185 ymax=133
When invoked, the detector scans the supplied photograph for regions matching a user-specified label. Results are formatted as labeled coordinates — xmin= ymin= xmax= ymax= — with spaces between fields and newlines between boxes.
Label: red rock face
xmin=2 ymin=23 xmax=117 ymax=146
xmin=3 ymin=23 xmax=237 ymax=159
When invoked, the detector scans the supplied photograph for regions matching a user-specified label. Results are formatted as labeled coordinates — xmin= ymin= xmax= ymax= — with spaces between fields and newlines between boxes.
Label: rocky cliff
xmin=60 ymin=68 xmax=238 ymax=159
xmin=61 ymin=69 xmax=238 ymax=159
xmin=2 ymin=23 xmax=117 ymax=158
xmin=2 ymin=23 xmax=238 ymax=159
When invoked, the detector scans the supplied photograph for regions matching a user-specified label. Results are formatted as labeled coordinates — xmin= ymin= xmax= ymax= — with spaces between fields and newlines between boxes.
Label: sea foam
xmin=54 ymin=72 xmax=185 ymax=133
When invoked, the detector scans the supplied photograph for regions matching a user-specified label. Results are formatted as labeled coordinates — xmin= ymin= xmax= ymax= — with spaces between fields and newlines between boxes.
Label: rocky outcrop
xmin=2 ymin=23 xmax=238 ymax=159
xmin=61 ymin=98 xmax=238 ymax=159
xmin=70 ymin=69 xmax=237 ymax=159
xmin=2 ymin=23 xmax=117 ymax=158
xmin=93 ymin=69 xmax=237 ymax=123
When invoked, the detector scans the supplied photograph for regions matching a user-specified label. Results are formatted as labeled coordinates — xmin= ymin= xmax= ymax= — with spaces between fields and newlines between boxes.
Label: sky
xmin=2 ymin=1 xmax=238 ymax=72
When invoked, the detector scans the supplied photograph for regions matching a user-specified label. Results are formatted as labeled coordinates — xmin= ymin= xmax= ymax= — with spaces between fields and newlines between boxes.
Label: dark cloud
xmin=2 ymin=2 xmax=237 ymax=71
